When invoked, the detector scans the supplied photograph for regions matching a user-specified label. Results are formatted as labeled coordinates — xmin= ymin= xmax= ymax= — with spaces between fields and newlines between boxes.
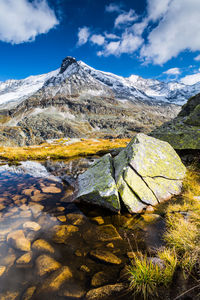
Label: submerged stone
xmin=32 ymin=239 xmax=54 ymax=254
xmin=76 ymin=154 xmax=120 ymax=212
xmin=7 ymin=230 xmax=31 ymax=252
xmin=36 ymin=254 xmax=61 ymax=276
xmin=86 ymin=283 xmax=125 ymax=300
xmin=52 ymin=225 xmax=78 ymax=243
xmin=90 ymin=249 xmax=122 ymax=265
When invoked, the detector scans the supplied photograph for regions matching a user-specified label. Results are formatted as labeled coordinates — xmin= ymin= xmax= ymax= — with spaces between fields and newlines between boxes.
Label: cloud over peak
xmin=0 ymin=0 xmax=59 ymax=44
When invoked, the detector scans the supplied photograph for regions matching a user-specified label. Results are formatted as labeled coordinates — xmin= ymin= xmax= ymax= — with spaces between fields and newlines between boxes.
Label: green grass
xmin=127 ymin=167 xmax=200 ymax=299
xmin=127 ymin=249 xmax=177 ymax=300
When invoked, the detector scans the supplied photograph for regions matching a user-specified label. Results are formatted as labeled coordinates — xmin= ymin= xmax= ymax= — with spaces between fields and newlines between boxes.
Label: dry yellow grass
xmin=0 ymin=138 xmax=130 ymax=161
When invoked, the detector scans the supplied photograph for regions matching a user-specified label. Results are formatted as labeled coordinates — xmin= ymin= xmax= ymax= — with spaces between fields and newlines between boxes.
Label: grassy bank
xmin=0 ymin=138 xmax=130 ymax=161
xmin=127 ymin=166 xmax=200 ymax=299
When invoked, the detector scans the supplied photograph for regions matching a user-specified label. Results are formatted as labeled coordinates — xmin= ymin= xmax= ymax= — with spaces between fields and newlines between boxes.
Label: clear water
xmin=0 ymin=161 xmax=163 ymax=300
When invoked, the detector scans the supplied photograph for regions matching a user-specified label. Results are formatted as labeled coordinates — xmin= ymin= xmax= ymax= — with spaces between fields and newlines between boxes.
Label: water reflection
xmin=0 ymin=161 xmax=159 ymax=300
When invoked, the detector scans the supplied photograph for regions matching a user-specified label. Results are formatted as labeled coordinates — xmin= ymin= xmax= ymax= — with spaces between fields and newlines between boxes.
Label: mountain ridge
xmin=1 ymin=56 xmax=200 ymax=109
xmin=0 ymin=56 xmax=198 ymax=146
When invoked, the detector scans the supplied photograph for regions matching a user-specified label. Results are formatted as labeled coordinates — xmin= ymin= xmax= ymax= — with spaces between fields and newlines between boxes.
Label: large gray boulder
xmin=114 ymin=133 xmax=186 ymax=213
xmin=76 ymin=154 xmax=120 ymax=212
xmin=75 ymin=134 xmax=186 ymax=213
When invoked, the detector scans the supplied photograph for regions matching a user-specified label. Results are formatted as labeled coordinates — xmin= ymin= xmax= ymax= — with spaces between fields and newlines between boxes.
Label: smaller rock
xmin=106 ymin=243 xmax=114 ymax=248
xmin=36 ymin=254 xmax=61 ymax=276
xmin=57 ymin=215 xmax=67 ymax=222
xmin=29 ymin=203 xmax=44 ymax=218
xmin=7 ymin=230 xmax=31 ymax=252
xmin=39 ymin=266 xmax=73 ymax=292
xmin=23 ymin=221 xmax=41 ymax=231
xmin=91 ymin=270 xmax=118 ymax=287
xmin=0 ymin=203 xmax=5 ymax=211
xmin=91 ymin=216 xmax=104 ymax=225
xmin=142 ymin=214 xmax=161 ymax=223
xmin=59 ymin=283 xmax=85 ymax=299
xmin=41 ymin=186 xmax=62 ymax=194
xmin=0 ymin=266 xmax=6 ymax=277
xmin=80 ymin=265 xmax=90 ymax=273
xmin=90 ymin=250 xmax=122 ymax=265
xmin=22 ymin=286 xmax=36 ymax=300
xmin=0 ymin=291 xmax=19 ymax=300
xmin=57 ymin=206 xmax=65 ymax=212
xmin=52 ymin=225 xmax=78 ymax=243
xmin=86 ymin=283 xmax=125 ymax=300
xmin=16 ymin=252 xmax=32 ymax=265
xmin=67 ymin=213 xmax=86 ymax=225
xmin=32 ymin=239 xmax=54 ymax=254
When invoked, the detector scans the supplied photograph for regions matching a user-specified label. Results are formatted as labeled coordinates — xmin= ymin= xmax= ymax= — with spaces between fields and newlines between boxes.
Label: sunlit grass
xmin=127 ymin=249 xmax=177 ymax=299
xmin=127 ymin=167 xmax=200 ymax=298
xmin=0 ymin=138 xmax=130 ymax=161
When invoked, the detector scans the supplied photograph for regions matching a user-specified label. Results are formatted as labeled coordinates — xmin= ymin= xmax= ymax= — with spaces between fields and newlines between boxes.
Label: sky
xmin=0 ymin=0 xmax=200 ymax=85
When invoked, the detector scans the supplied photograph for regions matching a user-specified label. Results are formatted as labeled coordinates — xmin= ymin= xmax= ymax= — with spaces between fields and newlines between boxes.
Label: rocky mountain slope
xmin=0 ymin=56 xmax=199 ymax=146
xmin=151 ymin=93 xmax=200 ymax=149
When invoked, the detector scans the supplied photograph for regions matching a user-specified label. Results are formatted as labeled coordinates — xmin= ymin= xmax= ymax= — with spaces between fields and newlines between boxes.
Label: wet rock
xmin=39 ymin=266 xmax=73 ymax=292
xmin=91 ymin=216 xmax=104 ymax=225
xmin=91 ymin=269 xmax=119 ymax=287
xmin=19 ymin=210 xmax=32 ymax=218
xmin=23 ymin=221 xmax=41 ymax=231
xmin=22 ymin=286 xmax=36 ymax=300
xmin=90 ymin=250 xmax=122 ymax=265
xmin=16 ymin=252 xmax=32 ymax=265
xmin=59 ymin=282 xmax=85 ymax=299
xmin=86 ymin=283 xmax=125 ymax=300
xmin=22 ymin=188 xmax=35 ymax=196
xmin=57 ymin=215 xmax=67 ymax=222
xmin=52 ymin=225 xmax=78 ymax=243
xmin=36 ymin=254 xmax=61 ymax=276
xmin=0 ymin=265 xmax=6 ymax=276
xmin=32 ymin=239 xmax=54 ymax=254
xmin=96 ymin=225 xmax=122 ymax=242
xmin=80 ymin=265 xmax=90 ymax=273
xmin=142 ymin=214 xmax=161 ymax=223
xmin=29 ymin=203 xmax=44 ymax=218
xmin=41 ymin=185 xmax=62 ymax=194
xmin=67 ymin=213 xmax=86 ymax=225
xmin=0 ymin=204 xmax=6 ymax=211
xmin=106 ymin=243 xmax=114 ymax=248
xmin=7 ymin=230 xmax=31 ymax=251
xmin=0 ymin=291 xmax=19 ymax=300
xmin=30 ymin=193 xmax=49 ymax=202
xmin=57 ymin=206 xmax=65 ymax=212
xmin=76 ymin=154 xmax=120 ymax=212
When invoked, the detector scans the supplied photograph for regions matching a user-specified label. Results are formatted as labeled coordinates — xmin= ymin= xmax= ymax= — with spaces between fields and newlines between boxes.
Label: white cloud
xmin=141 ymin=0 xmax=200 ymax=65
xmin=105 ymin=3 xmax=121 ymax=13
xmin=194 ymin=54 xmax=200 ymax=61
xmin=147 ymin=0 xmax=172 ymax=21
xmin=114 ymin=9 xmax=138 ymax=28
xmin=104 ymin=33 xmax=120 ymax=40
xmin=163 ymin=68 xmax=180 ymax=75
xmin=180 ymin=73 xmax=200 ymax=85
xmin=132 ymin=19 xmax=148 ymax=35
xmin=99 ymin=32 xmax=143 ymax=57
xmin=90 ymin=34 xmax=105 ymax=46
xmin=0 ymin=0 xmax=58 ymax=44
xmin=77 ymin=26 xmax=90 ymax=46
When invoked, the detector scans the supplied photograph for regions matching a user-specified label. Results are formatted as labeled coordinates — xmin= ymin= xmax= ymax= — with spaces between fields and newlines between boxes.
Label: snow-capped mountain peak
xmin=1 ymin=56 xmax=200 ymax=109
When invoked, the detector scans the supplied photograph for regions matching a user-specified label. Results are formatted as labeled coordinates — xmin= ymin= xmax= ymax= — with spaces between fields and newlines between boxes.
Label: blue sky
xmin=0 ymin=0 xmax=200 ymax=84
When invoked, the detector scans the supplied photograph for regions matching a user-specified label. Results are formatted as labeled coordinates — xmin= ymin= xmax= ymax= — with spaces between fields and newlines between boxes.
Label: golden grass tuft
xmin=0 ymin=138 xmax=130 ymax=161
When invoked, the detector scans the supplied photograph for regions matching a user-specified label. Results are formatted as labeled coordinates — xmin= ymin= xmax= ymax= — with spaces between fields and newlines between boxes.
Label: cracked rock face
xmin=76 ymin=134 xmax=186 ymax=213
xmin=151 ymin=93 xmax=200 ymax=149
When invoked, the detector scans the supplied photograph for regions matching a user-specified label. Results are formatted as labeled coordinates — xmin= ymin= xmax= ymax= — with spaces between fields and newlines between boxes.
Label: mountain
xmin=150 ymin=93 xmax=200 ymax=150
xmin=0 ymin=56 xmax=199 ymax=146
